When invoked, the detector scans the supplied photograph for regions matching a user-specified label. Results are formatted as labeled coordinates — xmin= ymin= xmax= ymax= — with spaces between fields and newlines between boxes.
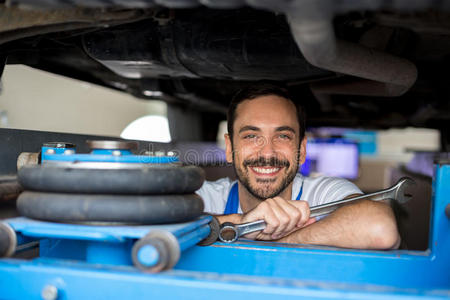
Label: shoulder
xmin=197 ymin=177 xmax=234 ymax=194
xmin=196 ymin=177 xmax=236 ymax=214
xmin=302 ymin=175 xmax=362 ymax=206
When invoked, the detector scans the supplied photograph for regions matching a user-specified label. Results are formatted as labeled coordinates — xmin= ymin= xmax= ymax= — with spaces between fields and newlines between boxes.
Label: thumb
xmin=300 ymin=217 xmax=316 ymax=228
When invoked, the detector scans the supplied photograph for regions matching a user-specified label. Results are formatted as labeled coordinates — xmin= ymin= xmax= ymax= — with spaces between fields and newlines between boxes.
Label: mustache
xmin=243 ymin=157 xmax=290 ymax=168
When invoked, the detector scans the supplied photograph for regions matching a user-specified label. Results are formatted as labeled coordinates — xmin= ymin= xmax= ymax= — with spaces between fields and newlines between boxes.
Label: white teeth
xmin=252 ymin=167 xmax=280 ymax=174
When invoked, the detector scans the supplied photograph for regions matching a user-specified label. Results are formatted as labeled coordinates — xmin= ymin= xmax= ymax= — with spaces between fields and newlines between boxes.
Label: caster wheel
xmin=0 ymin=222 xmax=16 ymax=257
xmin=132 ymin=230 xmax=180 ymax=272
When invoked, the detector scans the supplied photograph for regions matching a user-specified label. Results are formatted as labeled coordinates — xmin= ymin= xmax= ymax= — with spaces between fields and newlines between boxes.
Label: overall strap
xmin=224 ymin=182 xmax=239 ymax=215
xmin=223 ymin=179 xmax=305 ymax=215
xmin=296 ymin=180 xmax=304 ymax=200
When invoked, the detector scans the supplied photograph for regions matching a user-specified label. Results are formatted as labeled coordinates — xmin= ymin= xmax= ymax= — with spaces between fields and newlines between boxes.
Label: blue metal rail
xmin=0 ymin=164 xmax=448 ymax=299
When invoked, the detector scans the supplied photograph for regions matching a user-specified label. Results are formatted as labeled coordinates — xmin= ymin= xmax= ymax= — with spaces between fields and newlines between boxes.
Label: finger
xmin=255 ymin=231 xmax=275 ymax=241
xmin=273 ymin=197 xmax=301 ymax=234
xmin=241 ymin=201 xmax=279 ymax=238
xmin=259 ymin=201 xmax=281 ymax=236
xmin=265 ymin=198 xmax=290 ymax=239
xmin=302 ymin=217 xmax=316 ymax=227
xmin=291 ymin=200 xmax=310 ymax=227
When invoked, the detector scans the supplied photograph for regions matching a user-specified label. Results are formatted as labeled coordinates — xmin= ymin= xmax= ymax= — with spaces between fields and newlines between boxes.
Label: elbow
xmin=355 ymin=200 xmax=400 ymax=249
xmin=367 ymin=216 xmax=401 ymax=250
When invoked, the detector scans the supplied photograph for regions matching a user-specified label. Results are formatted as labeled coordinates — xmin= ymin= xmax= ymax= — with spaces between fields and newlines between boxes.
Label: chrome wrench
xmin=218 ymin=177 xmax=415 ymax=243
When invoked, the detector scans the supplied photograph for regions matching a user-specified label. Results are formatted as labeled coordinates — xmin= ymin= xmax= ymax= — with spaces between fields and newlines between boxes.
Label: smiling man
xmin=196 ymin=83 xmax=400 ymax=249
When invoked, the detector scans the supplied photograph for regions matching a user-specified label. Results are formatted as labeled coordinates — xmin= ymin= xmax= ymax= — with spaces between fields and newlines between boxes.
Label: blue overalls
xmin=224 ymin=181 xmax=304 ymax=214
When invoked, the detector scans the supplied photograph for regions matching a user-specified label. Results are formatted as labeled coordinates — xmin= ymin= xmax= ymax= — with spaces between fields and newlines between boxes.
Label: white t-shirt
xmin=196 ymin=174 xmax=362 ymax=214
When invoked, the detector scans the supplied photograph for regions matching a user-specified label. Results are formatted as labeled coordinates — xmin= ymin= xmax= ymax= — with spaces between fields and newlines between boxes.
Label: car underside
xmin=0 ymin=3 xmax=449 ymax=297
xmin=1 ymin=0 xmax=450 ymax=145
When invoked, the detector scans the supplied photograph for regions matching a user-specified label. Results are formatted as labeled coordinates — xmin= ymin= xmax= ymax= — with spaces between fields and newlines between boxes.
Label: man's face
xmin=225 ymin=95 xmax=306 ymax=200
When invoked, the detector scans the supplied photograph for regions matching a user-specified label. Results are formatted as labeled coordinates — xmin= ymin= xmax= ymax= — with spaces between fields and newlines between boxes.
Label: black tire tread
xmin=17 ymin=191 xmax=204 ymax=224
xmin=18 ymin=165 xmax=205 ymax=195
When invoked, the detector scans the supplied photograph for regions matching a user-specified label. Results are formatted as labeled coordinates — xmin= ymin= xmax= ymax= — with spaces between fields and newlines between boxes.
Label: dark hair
xmin=227 ymin=83 xmax=306 ymax=143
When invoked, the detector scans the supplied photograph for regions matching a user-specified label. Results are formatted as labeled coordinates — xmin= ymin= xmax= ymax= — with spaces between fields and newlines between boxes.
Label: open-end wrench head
xmin=394 ymin=177 xmax=416 ymax=204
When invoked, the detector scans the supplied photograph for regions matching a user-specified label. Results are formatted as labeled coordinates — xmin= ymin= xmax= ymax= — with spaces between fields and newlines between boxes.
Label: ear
xmin=299 ymin=136 xmax=307 ymax=165
xmin=224 ymin=133 xmax=233 ymax=163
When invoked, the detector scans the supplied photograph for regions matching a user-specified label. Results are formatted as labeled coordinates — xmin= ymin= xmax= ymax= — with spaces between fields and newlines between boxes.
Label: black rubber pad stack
xmin=17 ymin=165 xmax=206 ymax=224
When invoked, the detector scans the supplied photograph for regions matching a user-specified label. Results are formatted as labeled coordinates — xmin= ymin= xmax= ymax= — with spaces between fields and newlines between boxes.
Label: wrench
xmin=218 ymin=177 xmax=415 ymax=243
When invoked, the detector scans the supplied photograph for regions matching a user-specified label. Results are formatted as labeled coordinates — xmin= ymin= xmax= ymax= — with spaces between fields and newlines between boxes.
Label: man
xmin=196 ymin=83 xmax=400 ymax=249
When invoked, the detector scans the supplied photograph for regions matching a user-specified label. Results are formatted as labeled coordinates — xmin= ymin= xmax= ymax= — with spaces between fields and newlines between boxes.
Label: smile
xmin=250 ymin=167 xmax=282 ymax=175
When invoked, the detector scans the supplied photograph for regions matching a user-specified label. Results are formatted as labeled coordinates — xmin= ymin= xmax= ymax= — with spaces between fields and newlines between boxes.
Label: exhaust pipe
xmin=286 ymin=13 xmax=417 ymax=96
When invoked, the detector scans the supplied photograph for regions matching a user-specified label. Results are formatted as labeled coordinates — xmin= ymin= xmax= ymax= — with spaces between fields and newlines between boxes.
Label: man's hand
xmin=215 ymin=196 xmax=400 ymax=249
xmin=276 ymin=199 xmax=401 ymax=249
xmin=240 ymin=197 xmax=316 ymax=240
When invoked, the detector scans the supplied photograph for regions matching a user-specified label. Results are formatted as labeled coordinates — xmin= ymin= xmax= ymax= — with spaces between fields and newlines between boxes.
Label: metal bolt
xmin=45 ymin=149 xmax=55 ymax=155
xmin=112 ymin=150 xmax=122 ymax=156
xmin=41 ymin=285 xmax=58 ymax=300
xmin=63 ymin=149 xmax=75 ymax=155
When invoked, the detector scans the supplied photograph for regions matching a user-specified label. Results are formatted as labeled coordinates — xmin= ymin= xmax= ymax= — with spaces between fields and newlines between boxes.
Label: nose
xmin=257 ymin=136 xmax=276 ymax=158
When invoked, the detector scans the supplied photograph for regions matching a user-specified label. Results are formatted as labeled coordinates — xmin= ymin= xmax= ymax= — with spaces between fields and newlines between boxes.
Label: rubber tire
xmin=17 ymin=191 xmax=204 ymax=224
xmin=18 ymin=165 xmax=205 ymax=195
xmin=198 ymin=215 xmax=220 ymax=246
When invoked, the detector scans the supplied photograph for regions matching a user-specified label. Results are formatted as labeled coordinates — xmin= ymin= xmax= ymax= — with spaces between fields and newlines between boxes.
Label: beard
xmin=233 ymin=155 xmax=299 ymax=200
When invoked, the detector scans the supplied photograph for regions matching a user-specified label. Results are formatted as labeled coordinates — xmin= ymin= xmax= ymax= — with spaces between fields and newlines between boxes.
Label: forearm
xmin=277 ymin=200 xmax=400 ymax=249
xmin=215 ymin=213 xmax=242 ymax=224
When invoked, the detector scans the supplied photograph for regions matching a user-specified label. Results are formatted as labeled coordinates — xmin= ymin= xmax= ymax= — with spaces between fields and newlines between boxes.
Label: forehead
xmin=234 ymin=95 xmax=299 ymax=131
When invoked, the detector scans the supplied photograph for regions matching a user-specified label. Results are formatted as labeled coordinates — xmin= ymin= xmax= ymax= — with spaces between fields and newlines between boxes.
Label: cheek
xmin=274 ymin=142 xmax=298 ymax=158
xmin=285 ymin=150 xmax=301 ymax=168
xmin=234 ymin=143 xmax=257 ymax=160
